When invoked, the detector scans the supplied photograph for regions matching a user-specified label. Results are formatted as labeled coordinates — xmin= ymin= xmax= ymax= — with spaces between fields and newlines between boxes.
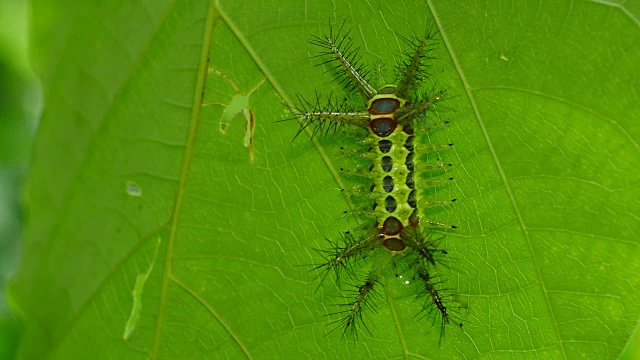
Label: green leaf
xmin=9 ymin=0 xmax=640 ymax=359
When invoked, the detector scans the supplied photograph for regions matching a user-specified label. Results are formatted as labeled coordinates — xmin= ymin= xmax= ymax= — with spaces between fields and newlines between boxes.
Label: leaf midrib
xmin=150 ymin=0 xmax=224 ymax=358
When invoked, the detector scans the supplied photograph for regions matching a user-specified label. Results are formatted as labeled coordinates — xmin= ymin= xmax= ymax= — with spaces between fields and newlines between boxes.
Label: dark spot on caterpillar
xmin=406 ymin=172 xmax=414 ymax=189
xmin=403 ymin=126 xmax=414 ymax=135
xmin=408 ymin=190 xmax=416 ymax=208
xmin=385 ymin=196 xmax=397 ymax=212
xmin=382 ymin=216 xmax=403 ymax=235
xmin=383 ymin=237 xmax=406 ymax=252
xmin=369 ymin=98 xmax=400 ymax=115
xmin=369 ymin=118 xmax=397 ymax=137
xmin=381 ymin=156 xmax=393 ymax=172
xmin=383 ymin=176 xmax=394 ymax=192
xmin=378 ymin=140 xmax=392 ymax=153
xmin=405 ymin=152 xmax=414 ymax=171
xmin=404 ymin=136 xmax=414 ymax=151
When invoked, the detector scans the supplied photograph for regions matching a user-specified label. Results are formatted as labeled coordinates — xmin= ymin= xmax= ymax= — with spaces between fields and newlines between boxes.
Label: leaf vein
xmin=426 ymin=1 xmax=568 ymax=358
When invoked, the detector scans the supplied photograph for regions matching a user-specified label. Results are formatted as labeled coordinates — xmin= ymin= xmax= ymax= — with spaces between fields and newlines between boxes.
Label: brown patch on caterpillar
xmin=369 ymin=117 xmax=397 ymax=137
xmin=409 ymin=209 xmax=420 ymax=227
xmin=382 ymin=216 xmax=403 ymax=236
xmin=383 ymin=237 xmax=406 ymax=252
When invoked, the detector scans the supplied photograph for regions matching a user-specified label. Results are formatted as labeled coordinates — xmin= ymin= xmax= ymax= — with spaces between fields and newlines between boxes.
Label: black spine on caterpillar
xmin=414 ymin=266 xmax=464 ymax=345
xmin=291 ymin=20 xmax=462 ymax=342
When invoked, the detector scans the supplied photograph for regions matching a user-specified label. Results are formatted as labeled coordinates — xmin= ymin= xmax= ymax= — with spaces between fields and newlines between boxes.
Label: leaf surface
xmin=11 ymin=0 xmax=640 ymax=358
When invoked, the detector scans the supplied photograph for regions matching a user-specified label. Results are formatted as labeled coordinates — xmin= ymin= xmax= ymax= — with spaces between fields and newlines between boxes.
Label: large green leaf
xmin=9 ymin=0 xmax=640 ymax=358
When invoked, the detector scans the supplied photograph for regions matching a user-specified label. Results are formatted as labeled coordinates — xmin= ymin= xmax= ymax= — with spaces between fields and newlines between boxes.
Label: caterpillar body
xmin=290 ymin=21 xmax=463 ymax=342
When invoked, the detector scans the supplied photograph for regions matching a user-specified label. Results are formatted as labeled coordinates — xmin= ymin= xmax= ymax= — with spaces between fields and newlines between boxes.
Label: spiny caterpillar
xmin=290 ymin=21 xmax=463 ymax=342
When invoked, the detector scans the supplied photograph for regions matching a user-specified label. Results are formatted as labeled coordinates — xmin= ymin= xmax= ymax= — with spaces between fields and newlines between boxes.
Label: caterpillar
xmin=290 ymin=20 xmax=463 ymax=342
